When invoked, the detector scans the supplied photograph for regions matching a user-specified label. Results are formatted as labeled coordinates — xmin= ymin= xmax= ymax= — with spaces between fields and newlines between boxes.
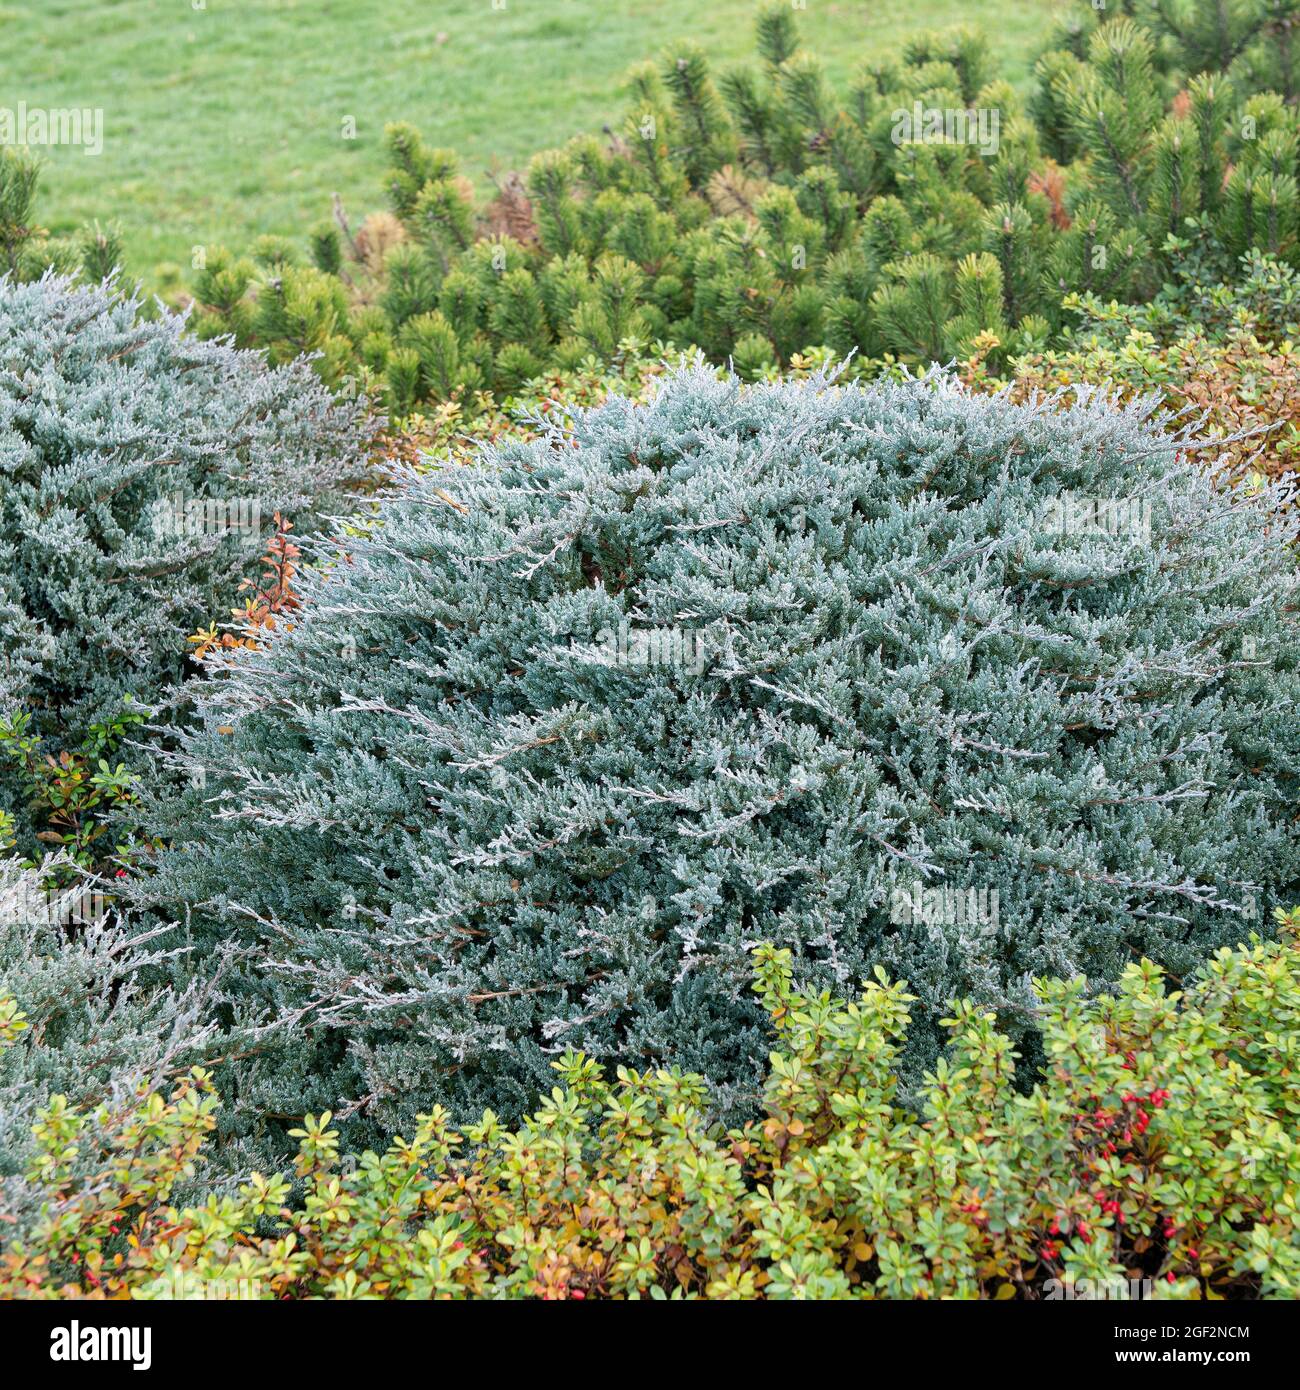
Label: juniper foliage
xmin=0 ymin=855 xmax=216 ymax=1231
xmin=0 ymin=274 xmax=371 ymax=855
xmin=129 ymin=367 xmax=1300 ymax=1144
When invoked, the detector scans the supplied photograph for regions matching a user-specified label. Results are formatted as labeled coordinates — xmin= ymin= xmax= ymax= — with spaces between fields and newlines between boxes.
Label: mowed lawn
xmin=4 ymin=0 xmax=1061 ymax=282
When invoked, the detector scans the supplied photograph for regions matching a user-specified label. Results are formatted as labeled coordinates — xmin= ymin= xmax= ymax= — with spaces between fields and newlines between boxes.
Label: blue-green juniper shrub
xmin=128 ymin=364 xmax=1300 ymax=1151
xmin=0 ymin=273 xmax=371 ymax=856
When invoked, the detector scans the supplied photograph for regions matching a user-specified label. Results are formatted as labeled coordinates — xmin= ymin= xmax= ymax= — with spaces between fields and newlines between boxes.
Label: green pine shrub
xmin=5 ymin=912 xmax=1299 ymax=1300
xmin=0 ymin=273 xmax=372 ymax=860
xmin=0 ymin=149 xmax=122 ymax=285
xmin=127 ymin=368 xmax=1300 ymax=1151
xmin=1045 ymin=0 xmax=1300 ymax=101
xmin=180 ymin=3 xmax=1300 ymax=420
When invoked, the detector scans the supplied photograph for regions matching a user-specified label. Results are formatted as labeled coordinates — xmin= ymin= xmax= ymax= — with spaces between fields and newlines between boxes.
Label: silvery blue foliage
xmin=0 ymin=272 xmax=370 ymax=849
xmin=0 ymin=855 xmax=217 ymax=1229
xmin=130 ymin=364 xmax=1300 ymax=1140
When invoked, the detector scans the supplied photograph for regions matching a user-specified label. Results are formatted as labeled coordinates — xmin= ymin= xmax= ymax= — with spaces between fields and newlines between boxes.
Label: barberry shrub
xmin=0 ymin=273 xmax=372 ymax=857
xmin=0 ymin=699 xmax=152 ymax=881
xmin=979 ymin=252 xmax=1300 ymax=495
xmin=5 ymin=913 xmax=1299 ymax=1300
xmin=129 ymin=366 xmax=1300 ymax=1145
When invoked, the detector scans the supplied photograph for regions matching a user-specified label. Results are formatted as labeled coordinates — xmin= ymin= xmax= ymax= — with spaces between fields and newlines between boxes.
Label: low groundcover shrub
xmin=973 ymin=252 xmax=1300 ymax=495
xmin=4 ymin=912 xmax=1298 ymax=1300
xmin=0 ymin=854 xmax=215 ymax=1229
xmin=128 ymin=365 xmax=1300 ymax=1148
xmin=0 ymin=273 xmax=371 ymax=859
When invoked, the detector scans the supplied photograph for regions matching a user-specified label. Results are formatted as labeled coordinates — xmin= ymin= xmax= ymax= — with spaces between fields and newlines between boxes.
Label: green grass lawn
xmin=4 ymin=0 xmax=1061 ymax=283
